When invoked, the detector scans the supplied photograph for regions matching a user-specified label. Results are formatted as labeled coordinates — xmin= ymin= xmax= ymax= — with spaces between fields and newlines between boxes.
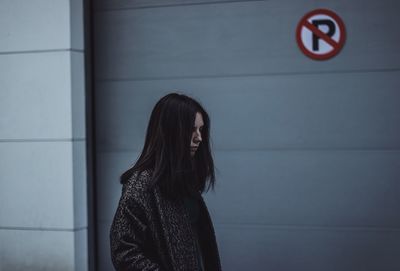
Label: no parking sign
xmin=296 ymin=9 xmax=346 ymax=60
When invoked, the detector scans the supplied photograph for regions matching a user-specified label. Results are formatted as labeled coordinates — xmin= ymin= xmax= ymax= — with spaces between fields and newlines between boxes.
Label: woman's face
xmin=190 ymin=112 xmax=204 ymax=157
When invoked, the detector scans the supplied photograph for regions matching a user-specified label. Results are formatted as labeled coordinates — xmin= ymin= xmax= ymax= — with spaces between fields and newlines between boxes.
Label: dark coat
xmin=110 ymin=170 xmax=222 ymax=271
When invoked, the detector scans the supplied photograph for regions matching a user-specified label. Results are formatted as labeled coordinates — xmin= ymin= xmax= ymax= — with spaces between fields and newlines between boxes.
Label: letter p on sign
xmin=296 ymin=9 xmax=346 ymax=60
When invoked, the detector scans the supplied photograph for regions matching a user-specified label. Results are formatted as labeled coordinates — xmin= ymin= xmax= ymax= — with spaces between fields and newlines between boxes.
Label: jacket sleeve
xmin=110 ymin=187 xmax=165 ymax=271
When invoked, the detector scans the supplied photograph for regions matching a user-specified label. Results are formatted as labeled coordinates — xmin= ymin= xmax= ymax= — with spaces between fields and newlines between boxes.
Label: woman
xmin=110 ymin=93 xmax=222 ymax=271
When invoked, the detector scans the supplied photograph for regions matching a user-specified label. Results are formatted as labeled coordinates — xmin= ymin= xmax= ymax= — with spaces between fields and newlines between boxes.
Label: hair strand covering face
xmin=120 ymin=93 xmax=215 ymax=198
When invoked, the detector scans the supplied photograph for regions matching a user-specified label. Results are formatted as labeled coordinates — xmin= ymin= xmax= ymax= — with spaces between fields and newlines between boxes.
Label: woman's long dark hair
xmin=120 ymin=93 xmax=215 ymax=198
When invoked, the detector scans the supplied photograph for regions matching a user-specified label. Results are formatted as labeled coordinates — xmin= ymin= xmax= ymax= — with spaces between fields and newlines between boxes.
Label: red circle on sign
xmin=296 ymin=9 xmax=346 ymax=60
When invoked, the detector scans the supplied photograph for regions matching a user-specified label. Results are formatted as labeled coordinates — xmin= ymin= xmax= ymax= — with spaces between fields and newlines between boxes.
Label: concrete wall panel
xmin=74 ymin=229 xmax=88 ymax=271
xmin=93 ymin=0 xmax=400 ymax=270
xmin=95 ymin=150 xmax=400 ymax=227
xmin=0 ymin=141 xmax=75 ymax=229
xmin=97 ymin=221 xmax=114 ymax=271
xmin=73 ymin=141 xmax=87 ymax=228
xmin=0 ymin=229 xmax=74 ymax=271
xmin=0 ymin=0 xmax=87 ymax=270
xmin=70 ymin=0 xmax=84 ymax=50
xmin=0 ymin=52 xmax=73 ymax=140
xmin=0 ymin=0 xmax=70 ymax=52
xmin=94 ymin=0 xmax=400 ymax=80
xmin=95 ymin=71 xmax=400 ymax=151
xmin=71 ymin=52 xmax=86 ymax=139
xmin=206 ymin=150 xmax=400 ymax=227
xmin=215 ymin=225 xmax=400 ymax=271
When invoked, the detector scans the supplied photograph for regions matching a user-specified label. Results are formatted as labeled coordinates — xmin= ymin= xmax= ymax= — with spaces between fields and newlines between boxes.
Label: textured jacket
xmin=110 ymin=170 xmax=222 ymax=271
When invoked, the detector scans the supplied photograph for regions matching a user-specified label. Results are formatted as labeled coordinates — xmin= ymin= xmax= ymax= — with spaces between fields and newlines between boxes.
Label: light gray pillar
xmin=0 ymin=0 xmax=87 ymax=270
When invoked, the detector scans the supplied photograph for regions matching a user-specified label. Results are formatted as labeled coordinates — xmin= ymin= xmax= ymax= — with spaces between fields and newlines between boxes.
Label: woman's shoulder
xmin=123 ymin=169 xmax=152 ymax=194
xmin=117 ymin=170 xmax=155 ymax=220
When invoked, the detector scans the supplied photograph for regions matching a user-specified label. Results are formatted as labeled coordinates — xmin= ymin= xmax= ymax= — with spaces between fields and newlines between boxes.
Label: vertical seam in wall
xmin=69 ymin=0 xmax=73 ymax=52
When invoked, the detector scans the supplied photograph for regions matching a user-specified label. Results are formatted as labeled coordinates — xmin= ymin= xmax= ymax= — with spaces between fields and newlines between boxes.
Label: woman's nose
xmin=194 ymin=130 xmax=202 ymax=142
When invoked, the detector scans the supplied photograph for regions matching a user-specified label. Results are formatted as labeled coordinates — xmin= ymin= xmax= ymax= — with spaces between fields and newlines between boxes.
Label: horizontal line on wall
xmin=214 ymin=223 xmax=400 ymax=232
xmin=0 ymin=138 xmax=85 ymax=143
xmin=211 ymin=147 xmax=400 ymax=152
xmin=97 ymin=148 xmax=400 ymax=154
xmin=0 ymin=226 xmax=87 ymax=232
xmin=95 ymin=0 xmax=266 ymax=12
xmin=95 ymin=68 xmax=400 ymax=83
xmin=0 ymin=48 xmax=84 ymax=55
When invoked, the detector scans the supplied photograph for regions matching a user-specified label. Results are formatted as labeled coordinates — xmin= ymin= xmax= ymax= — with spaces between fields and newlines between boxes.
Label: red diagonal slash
xmin=304 ymin=20 xmax=338 ymax=49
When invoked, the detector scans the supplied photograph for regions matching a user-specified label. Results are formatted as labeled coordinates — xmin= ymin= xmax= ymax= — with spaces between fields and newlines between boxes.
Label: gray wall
xmin=93 ymin=0 xmax=400 ymax=270
xmin=0 ymin=0 xmax=88 ymax=270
